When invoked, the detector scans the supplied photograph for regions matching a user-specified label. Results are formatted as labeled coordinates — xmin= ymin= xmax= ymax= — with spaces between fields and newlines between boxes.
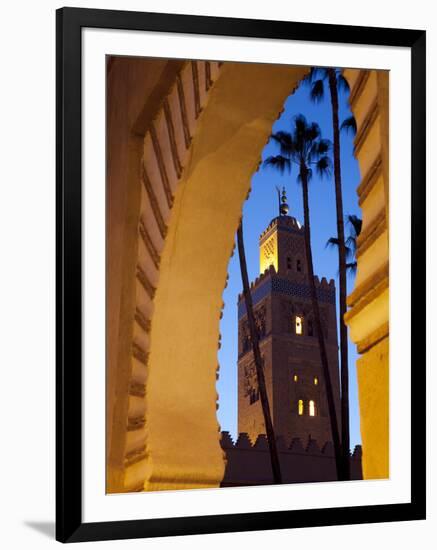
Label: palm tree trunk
xmin=237 ymin=220 xmax=282 ymax=484
xmin=328 ymin=69 xmax=350 ymax=480
xmin=300 ymin=165 xmax=343 ymax=480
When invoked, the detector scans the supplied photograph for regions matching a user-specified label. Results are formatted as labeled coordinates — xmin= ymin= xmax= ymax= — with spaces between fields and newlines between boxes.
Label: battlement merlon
xmin=314 ymin=275 xmax=336 ymax=289
xmin=220 ymin=431 xmax=362 ymax=458
xmin=237 ymin=264 xmax=276 ymax=303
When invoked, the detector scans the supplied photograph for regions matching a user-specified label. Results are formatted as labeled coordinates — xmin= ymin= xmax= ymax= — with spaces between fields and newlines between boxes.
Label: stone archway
xmin=106 ymin=57 xmax=389 ymax=493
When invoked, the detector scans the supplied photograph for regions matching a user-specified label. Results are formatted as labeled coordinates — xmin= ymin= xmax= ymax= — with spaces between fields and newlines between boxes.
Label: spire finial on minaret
xmin=280 ymin=186 xmax=289 ymax=216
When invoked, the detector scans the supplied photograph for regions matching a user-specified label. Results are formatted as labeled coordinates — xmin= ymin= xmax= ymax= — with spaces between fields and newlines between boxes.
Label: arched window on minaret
xmin=298 ymin=399 xmax=304 ymax=416
xmin=296 ymin=258 xmax=302 ymax=272
xmin=309 ymin=400 xmax=317 ymax=417
xmin=295 ymin=315 xmax=303 ymax=335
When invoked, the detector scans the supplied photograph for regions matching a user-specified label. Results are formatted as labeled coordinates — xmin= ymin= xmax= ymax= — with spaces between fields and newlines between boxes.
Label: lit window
xmin=309 ymin=400 xmax=316 ymax=417
xmin=295 ymin=316 xmax=303 ymax=335
xmin=314 ymin=376 xmax=319 ymax=386
xmin=293 ymin=374 xmax=298 ymax=382
xmin=298 ymin=399 xmax=304 ymax=415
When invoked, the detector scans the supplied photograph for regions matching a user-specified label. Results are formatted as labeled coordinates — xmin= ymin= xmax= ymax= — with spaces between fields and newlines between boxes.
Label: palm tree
xmin=237 ymin=221 xmax=282 ymax=484
xmin=305 ymin=67 xmax=352 ymax=479
xmin=264 ymin=114 xmax=343 ymax=480
xmin=345 ymin=214 xmax=362 ymax=273
xmin=326 ymin=215 xmax=363 ymax=275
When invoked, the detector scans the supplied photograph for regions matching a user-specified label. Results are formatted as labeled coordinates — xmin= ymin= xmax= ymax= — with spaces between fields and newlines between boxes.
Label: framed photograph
xmin=56 ymin=7 xmax=426 ymax=543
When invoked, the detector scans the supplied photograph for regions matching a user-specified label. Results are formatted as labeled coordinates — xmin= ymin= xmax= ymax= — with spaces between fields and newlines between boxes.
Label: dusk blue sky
xmin=217 ymin=74 xmax=363 ymax=450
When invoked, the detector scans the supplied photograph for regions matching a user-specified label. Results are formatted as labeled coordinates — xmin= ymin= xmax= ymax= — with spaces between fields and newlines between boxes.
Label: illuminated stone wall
xmin=343 ymin=69 xmax=389 ymax=479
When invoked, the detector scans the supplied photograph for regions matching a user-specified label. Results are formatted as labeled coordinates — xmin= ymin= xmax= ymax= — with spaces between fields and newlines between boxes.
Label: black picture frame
xmin=56 ymin=7 xmax=426 ymax=543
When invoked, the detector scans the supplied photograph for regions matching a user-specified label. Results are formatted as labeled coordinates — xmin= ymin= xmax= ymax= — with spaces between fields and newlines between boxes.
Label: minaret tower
xmin=237 ymin=188 xmax=341 ymax=445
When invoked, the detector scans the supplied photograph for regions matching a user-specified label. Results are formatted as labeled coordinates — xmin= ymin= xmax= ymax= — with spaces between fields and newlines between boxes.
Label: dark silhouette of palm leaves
xmin=345 ymin=214 xmax=362 ymax=273
xmin=304 ymin=67 xmax=357 ymax=138
xmin=341 ymin=116 xmax=357 ymax=135
xmin=264 ymin=114 xmax=332 ymax=182
xmin=326 ymin=214 xmax=362 ymax=274
xmin=304 ymin=67 xmax=350 ymax=102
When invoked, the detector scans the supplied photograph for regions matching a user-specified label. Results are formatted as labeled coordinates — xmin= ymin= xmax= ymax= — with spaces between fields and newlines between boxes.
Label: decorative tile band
xmin=238 ymin=276 xmax=335 ymax=319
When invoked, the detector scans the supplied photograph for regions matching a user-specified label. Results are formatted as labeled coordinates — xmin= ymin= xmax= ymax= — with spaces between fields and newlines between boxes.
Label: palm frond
xmin=306 ymin=121 xmax=321 ymax=144
xmin=337 ymin=73 xmax=350 ymax=93
xmin=327 ymin=237 xmax=352 ymax=260
xmin=308 ymin=138 xmax=332 ymax=163
xmin=270 ymin=131 xmax=295 ymax=156
xmin=311 ymin=67 xmax=329 ymax=81
xmin=310 ymin=79 xmax=325 ymax=103
xmin=293 ymin=114 xmax=308 ymax=135
xmin=347 ymin=214 xmax=362 ymax=237
xmin=340 ymin=116 xmax=357 ymax=136
xmin=326 ymin=237 xmax=340 ymax=248
xmin=292 ymin=114 xmax=309 ymax=157
xmin=315 ymin=155 xmax=332 ymax=178
xmin=345 ymin=235 xmax=357 ymax=254
xmin=268 ymin=112 xmax=331 ymax=188
xmin=346 ymin=261 xmax=357 ymax=275
xmin=263 ymin=155 xmax=291 ymax=175
xmin=344 ymin=244 xmax=353 ymax=260
xmin=317 ymin=138 xmax=332 ymax=155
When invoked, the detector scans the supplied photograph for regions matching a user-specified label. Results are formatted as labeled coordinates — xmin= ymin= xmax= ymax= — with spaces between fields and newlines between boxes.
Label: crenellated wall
xmin=220 ymin=432 xmax=362 ymax=486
